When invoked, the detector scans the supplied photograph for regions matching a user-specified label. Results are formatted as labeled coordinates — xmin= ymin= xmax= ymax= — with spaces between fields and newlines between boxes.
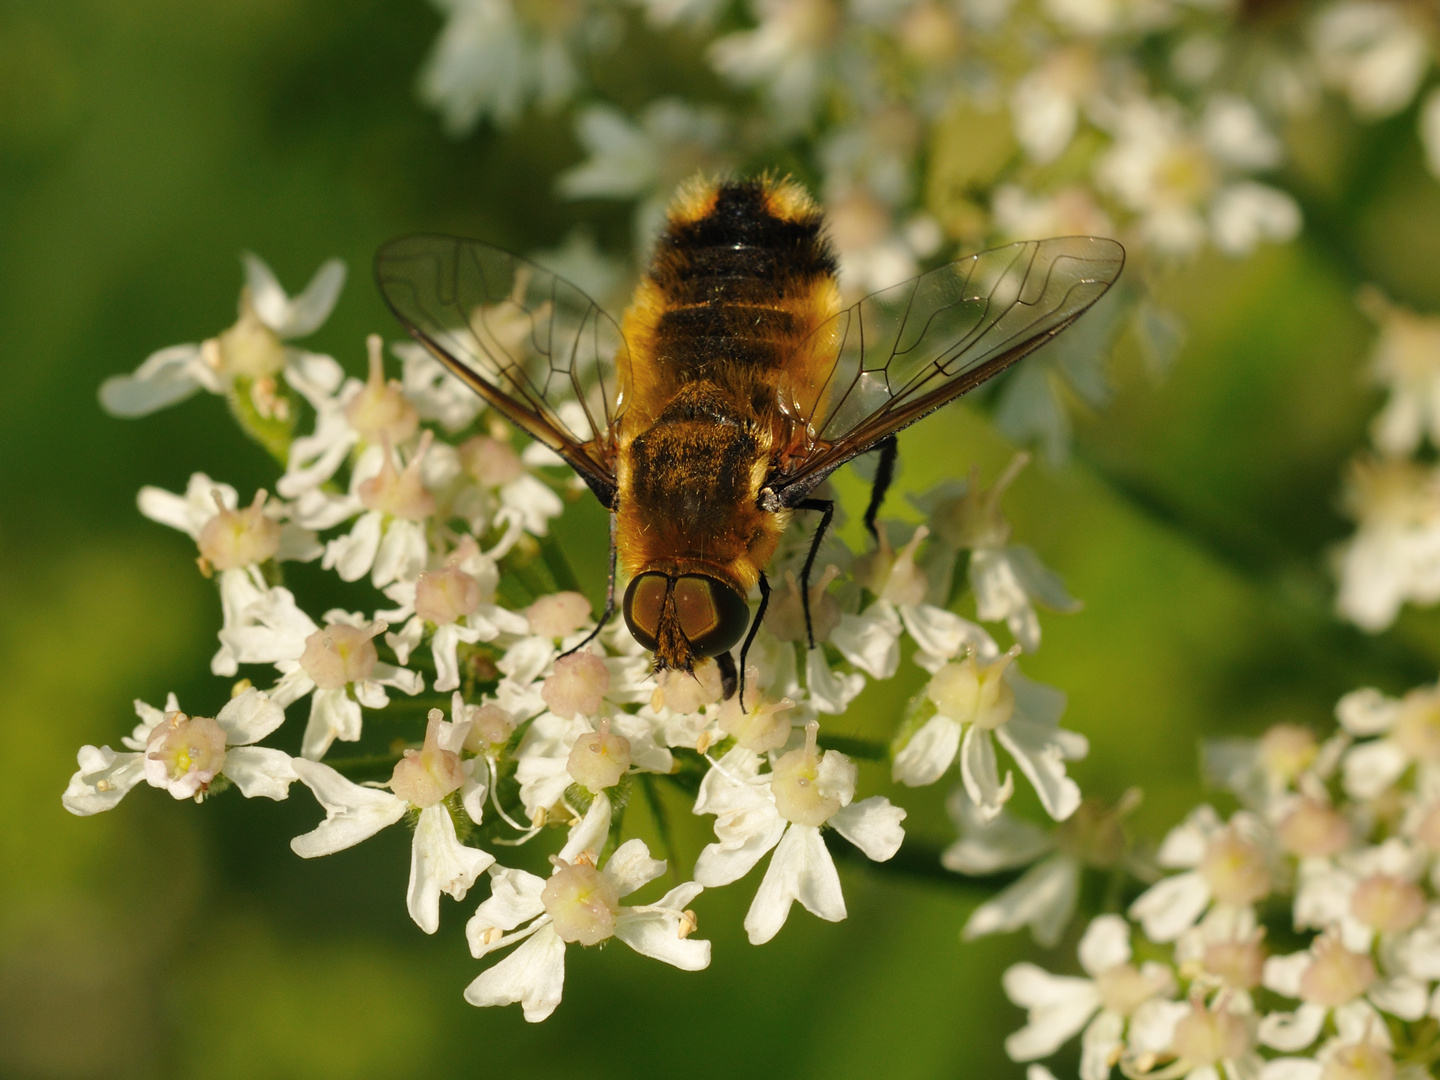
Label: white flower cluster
xmin=411 ymin=0 xmax=1377 ymax=460
xmin=64 ymin=252 xmax=1091 ymax=1021
xmin=998 ymin=687 xmax=1440 ymax=1080
xmin=1333 ymin=288 xmax=1440 ymax=632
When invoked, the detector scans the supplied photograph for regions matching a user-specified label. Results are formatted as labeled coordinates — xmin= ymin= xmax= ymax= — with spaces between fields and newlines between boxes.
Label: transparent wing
xmin=374 ymin=234 xmax=628 ymax=503
xmin=772 ymin=236 xmax=1125 ymax=500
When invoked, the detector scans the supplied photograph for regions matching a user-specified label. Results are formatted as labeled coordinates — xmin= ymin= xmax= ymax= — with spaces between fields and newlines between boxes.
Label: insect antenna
xmin=559 ymin=511 xmax=618 ymax=659
xmin=736 ymin=571 xmax=771 ymax=710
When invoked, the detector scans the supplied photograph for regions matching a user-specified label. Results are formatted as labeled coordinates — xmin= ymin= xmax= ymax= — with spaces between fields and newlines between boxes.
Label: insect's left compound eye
xmin=672 ymin=575 xmax=750 ymax=658
xmin=623 ymin=573 xmax=669 ymax=651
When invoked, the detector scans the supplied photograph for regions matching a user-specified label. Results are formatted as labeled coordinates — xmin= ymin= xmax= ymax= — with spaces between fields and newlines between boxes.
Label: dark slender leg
xmin=561 ymin=511 xmax=617 ymax=657
xmin=735 ymin=571 xmax=771 ymax=710
xmin=795 ymin=498 xmax=834 ymax=649
xmin=715 ymin=652 xmax=737 ymax=702
xmin=862 ymin=435 xmax=899 ymax=541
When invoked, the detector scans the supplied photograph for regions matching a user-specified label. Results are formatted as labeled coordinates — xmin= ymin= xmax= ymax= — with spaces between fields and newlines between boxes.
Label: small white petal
xmin=463 ymin=923 xmax=567 ymax=1022
xmin=1001 ymin=963 xmax=1101 ymax=1059
xmin=694 ymin=802 xmax=788 ymax=887
xmin=603 ymin=837 xmax=668 ymax=898
xmin=1262 ymin=951 xmax=1313 ymax=997
xmin=963 ymin=856 xmax=1079 ymax=947
xmin=214 ymin=687 xmax=285 ymax=746
xmin=1077 ymin=914 xmax=1132 ymax=975
xmin=805 ymin=648 xmax=866 ymax=714
xmin=289 ymin=759 xmax=406 ymax=856
xmin=559 ymin=791 xmax=612 ymax=863
xmin=829 ymin=796 xmax=906 ymax=861
xmin=744 ymin=824 xmax=845 ymax=944
xmin=407 ymin=804 xmax=495 ymax=934
xmin=62 ymin=746 xmax=146 ymax=815
xmin=467 ymin=868 xmax=548 ymax=955
xmin=892 ymin=714 xmax=962 ymax=787
xmin=98 ymin=343 xmax=211 ymax=417
xmin=222 ymin=746 xmax=298 ymax=800
xmin=831 ymin=602 xmax=901 ymax=679
xmin=1128 ymin=870 xmax=1211 ymax=942
xmin=301 ymin=688 xmax=363 ymax=761
xmin=614 ymin=902 xmax=711 ymax=970
xmin=995 ymin=717 xmax=1083 ymax=821
xmin=961 ymin=725 xmax=1014 ymax=820
xmin=1335 ymin=687 xmax=1400 ymax=735
xmin=942 ymin=794 xmax=1053 ymax=874
xmin=1256 ymin=1002 xmax=1327 ymax=1052
xmin=1342 ymin=739 xmax=1410 ymax=800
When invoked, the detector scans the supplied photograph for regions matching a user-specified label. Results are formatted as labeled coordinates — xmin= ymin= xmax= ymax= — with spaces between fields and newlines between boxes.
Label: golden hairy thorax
xmin=614 ymin=176 xmax=842 ymax=606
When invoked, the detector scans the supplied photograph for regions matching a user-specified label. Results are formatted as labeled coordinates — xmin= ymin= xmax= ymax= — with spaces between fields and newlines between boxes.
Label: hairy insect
xmin=376 ymin=175 xmax=1124 ymax=701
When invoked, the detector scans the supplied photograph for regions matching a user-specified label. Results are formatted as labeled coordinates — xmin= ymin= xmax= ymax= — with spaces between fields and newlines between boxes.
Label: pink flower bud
xmin=346 ymin=334 xmax=418 ymax=445
xmin=566 ymin=718 xmax=631 ymax=792
xmin=459 ymin=435 xmax=524 ymax=487
xmin=541 ymin=651 xmax=609 ymax=719
xmin=541 ymin=856 xmax=619 ymax=945
xmin=299 ymin=621 xmax=385 ymax=689
xmin=197 ymin=489 xmax=282 ymax=571
xmin=390 ymin=710 xmax=466 ymax=808
xmin=415 ymin=565 xmax=482 ymax=625
xmin=527 ymin=592 xmax=592 ymax=639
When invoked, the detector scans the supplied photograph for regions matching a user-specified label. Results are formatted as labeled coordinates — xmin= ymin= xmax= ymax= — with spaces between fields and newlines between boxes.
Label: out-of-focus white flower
xmin=322 ymin=435 xmax=438 ymax=588
xmin=1333 ymin=455 xmax=1440 ymax=632
xmin=291 ymin=709 xmax=494 ymax=933
xmin=1041 ymin=0 xmax=1178 ymax=38
xmin=951 ymin=790 xmax=1142 ymax=945
xmin=418 ymin=0 xmax=605 ymax=133
xmin=693 ymin=723 xmax=905 ymax=943
xmin=1095 ymin=95 xmax=1299 ymax=258
xmin=1310 ymin=0 xmax=1432 ymax=119
xmin=63 ymin=689 xmax=297 ymax=814
xmin=1010 ymin=44 xmax=1105 ymax=165
xmin=463 ymin=796 xmax=710 ymax=1022
xmin=709 ymin=0 xmax=841 ymax=132
xmin=1419 ymin=87 xmax=1440 ymax=180
xmin=1335 ymin=683 xmax=1440 ymax=800
xmin=98 ymin=254 xmax=345 ymax=418
xmin=993 ymin=185 xmax=1116 ymax=243
xmin=825 ymin=186 xmax=935 ymax=300
xmin=1356 ymin=287 xmax=1440 ymax=457
xmin=914 ymin=455 xmax=1082 ymax=652
xmin=1257 ymin=929 xmax=1430 ymax=1052
xmin=558 ymin=99 xmax=732 ymax=250
xmin=1004 ymin=915 xmax=1177 ymax=1080
xmin=1129 ymin=806 xmax=1275 ymax=942
xmin=1123 ymin=997 xmax=1262 ymax=1080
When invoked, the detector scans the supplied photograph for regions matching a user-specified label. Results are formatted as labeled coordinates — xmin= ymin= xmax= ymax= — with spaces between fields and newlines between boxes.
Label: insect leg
xmin=715 ymin=652 xmax=738 ymax=702
xmin=862 ymin=435 xmax=899 ymax=541
xmin=736 ymin=570 xmax=771 ymax=710
xmin=795 ymin=497 xmax=835 ymax=650
xmin=560 ymin=510 xmax=618 ymax=657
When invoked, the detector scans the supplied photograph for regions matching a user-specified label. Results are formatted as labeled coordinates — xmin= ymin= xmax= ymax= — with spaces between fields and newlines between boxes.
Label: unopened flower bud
xmin=415 ymin=565 xmax=482 ymax=625
xmin=1320 ymin=1041 xmax=1396 ymax=1080
xmin=567 ymin=718 xmax=631 ymax=792
xmin=462 ymin=703 xmax=516 ymax=751
xmin=1277 ymin=798 xmax=1351 ymax=858
xmin=145 ymin=712 xmax=228 ymax=797
xmin=542 ymin=857 xmax=619 ymax=945
xmin=459 ymin=435 xmax=524 ymax=487
xmin=1258 ymin=723 xmax=1318 ymax=783
xmin=390 ymin=710 xmax=465 ymax=807
xmin=527 ymin=592 xmax=592 ymax=639
xmin=718 ymin=683 xmax=795 ymax=753
xmin=771 ymin=722 xmax=855 ymax=827
xmin=215 ymin=289 xmax=286 ymax=379
xmin=1199 ymin=830 xmax=1271 ymax=906
xmin=198 ymin=489 xmax=281 ymax=571
xmin=652 ymin=661 xmax=724 ymax=713
xmin=346 ymin=334 xmax=418 ymax=445
xmin=1171 ymin=1004 xmax=1250 ymax=1065
xmin=359 ymin=432 xmax=436 ymax=521
xmin=1300 ymin=936 xmax=1376 ymax=1006
xmin=542 ymin=651 xmax=609 ymax=719
xmin=1351 ymin=874 xmax=1425 ymax=932
xmin=299 ymin=621 xmax=385 ymax=689
xmin=927 ymin=645 xmax=1017 ymax=730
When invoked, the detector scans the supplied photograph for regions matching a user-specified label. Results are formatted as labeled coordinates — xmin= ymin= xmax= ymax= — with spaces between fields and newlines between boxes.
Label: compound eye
xmin=623 ymin=573 xmax=668 ymax=651
xmin=672 ymin=575 xmax=750 ymax=658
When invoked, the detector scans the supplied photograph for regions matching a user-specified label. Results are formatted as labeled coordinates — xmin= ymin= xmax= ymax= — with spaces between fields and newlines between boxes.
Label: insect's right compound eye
xmin=622 ymin=573 xmax=669 ymax=651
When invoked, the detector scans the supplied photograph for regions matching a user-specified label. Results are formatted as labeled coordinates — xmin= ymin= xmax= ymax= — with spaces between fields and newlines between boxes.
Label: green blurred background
xmin=6 ymin=1 xmax=1440 ymax=1077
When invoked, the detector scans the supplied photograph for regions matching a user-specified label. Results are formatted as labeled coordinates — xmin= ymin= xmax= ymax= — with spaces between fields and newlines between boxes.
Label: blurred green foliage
xmin=6 ymin=0 xmax=1440 ymax=1077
